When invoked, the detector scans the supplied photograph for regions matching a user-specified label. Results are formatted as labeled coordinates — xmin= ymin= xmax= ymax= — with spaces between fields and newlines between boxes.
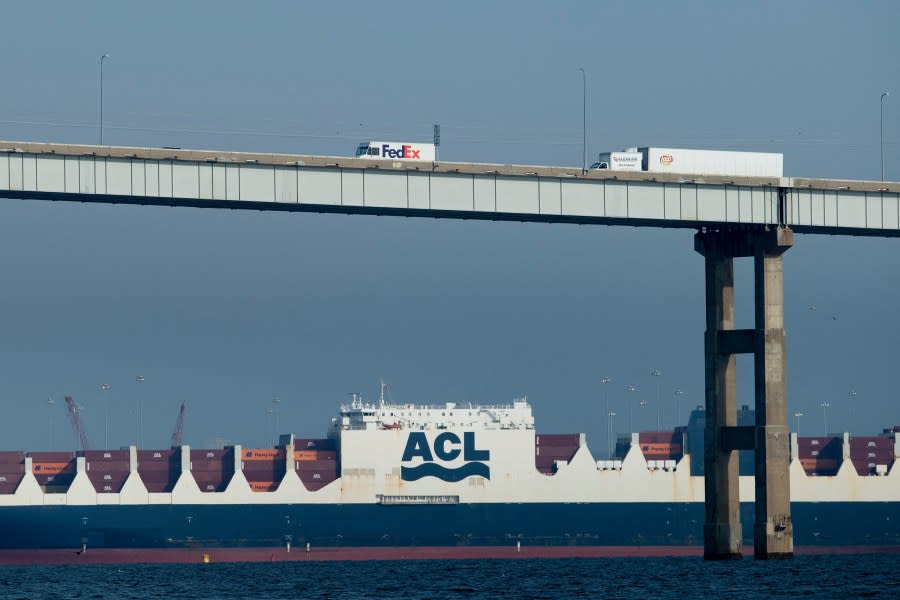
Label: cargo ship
xmin=1 ymin=393 xmax=898 ymax=551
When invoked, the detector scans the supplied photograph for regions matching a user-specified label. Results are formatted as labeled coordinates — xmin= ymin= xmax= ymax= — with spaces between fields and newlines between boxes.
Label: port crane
xmin=170 ymin=401 xmax=186 ymax=447
xmin=64 ymin=395 xmax=90 ymax=451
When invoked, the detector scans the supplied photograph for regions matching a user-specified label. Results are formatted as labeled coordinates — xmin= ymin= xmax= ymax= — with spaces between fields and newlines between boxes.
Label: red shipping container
xmin=28 ymin=452 xmax=76 ymax=462
xmin=0 ymin=451 xmax=24 ymax=464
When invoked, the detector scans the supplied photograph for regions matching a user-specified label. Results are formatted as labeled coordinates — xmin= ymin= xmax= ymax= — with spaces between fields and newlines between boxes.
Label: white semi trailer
xmin=591 ymin=147 xmax=783 ymax=177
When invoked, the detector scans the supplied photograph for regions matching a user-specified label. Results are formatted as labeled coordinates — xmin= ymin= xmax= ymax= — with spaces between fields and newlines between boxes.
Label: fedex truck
xmin=591 ymin=147 xmax=783 ymax=178
xmin=355 ymin=141 xmax=436 ymax=162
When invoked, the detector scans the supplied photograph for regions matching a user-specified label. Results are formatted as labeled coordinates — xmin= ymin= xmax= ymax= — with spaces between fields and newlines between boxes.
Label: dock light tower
xmin=135 ymin=375 xmax=145 ymax=449
xmin=100 ymin=383 xmax=110 ymax=449
xmin=601 ymin=376 xmax=612 ymax=456
xmin=674 ymin=388 xmax=685 ymax=429
xmin=626 ymin=384 xmax=637 ymax=433
xmin=607 ymin=411 xmax=616 ymax=458
xmin=793 ymin=412 xmax=803 ymax=435
xmin=577 ymin=67 xmax=586 ymax=174
xmin=882 ymin=92 xmax=890 ymax=181
xmin=100 ymin=54 xmax=110 ymax=145
xmin=820 ymin=401 xmax=830 ymax=436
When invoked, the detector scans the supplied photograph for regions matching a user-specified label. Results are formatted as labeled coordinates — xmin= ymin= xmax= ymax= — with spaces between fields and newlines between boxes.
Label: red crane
xmin=64 ymin=395 xmax=90 ymax=451
xmin=170 ymin=402 xmax=186 ymax=448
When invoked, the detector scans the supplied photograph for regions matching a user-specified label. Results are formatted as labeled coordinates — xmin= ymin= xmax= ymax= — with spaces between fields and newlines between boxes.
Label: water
xmin=0 ymin=555 xmax=893 ymax=599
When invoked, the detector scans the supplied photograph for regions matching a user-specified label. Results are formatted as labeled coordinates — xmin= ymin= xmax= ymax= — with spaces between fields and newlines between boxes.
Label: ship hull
xmin=2 ymin=501 xmax=898 ymax=550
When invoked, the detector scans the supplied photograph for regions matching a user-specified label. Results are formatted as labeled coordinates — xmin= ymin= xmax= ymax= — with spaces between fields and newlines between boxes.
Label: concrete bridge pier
xmin=695 ymin=227 xmax=794 ymax=560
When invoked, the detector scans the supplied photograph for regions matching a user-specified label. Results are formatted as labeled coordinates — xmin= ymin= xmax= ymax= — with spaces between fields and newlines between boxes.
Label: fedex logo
xmin=382 ymin=144 xmax=421 ymax=159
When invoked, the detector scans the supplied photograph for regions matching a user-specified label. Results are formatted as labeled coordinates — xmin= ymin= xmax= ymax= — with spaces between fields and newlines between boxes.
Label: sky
xmin=0 ymin=1 xmax=898 ymax=457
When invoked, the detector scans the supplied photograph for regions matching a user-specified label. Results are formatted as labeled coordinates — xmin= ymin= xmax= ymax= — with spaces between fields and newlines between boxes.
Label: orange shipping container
xmin=294 ymin=450 xmax=337 ymax=461
xmin=250 ymin=481 xmax=278 ymax=492
xmin=242 ymin=449 xmax=285 ymax=461
xmin=32 ymin=462 xmax=75 ymax=475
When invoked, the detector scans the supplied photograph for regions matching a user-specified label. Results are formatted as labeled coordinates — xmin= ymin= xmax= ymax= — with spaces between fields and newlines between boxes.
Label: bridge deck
xmin=0 ymin=141 xmax=896 ymax=236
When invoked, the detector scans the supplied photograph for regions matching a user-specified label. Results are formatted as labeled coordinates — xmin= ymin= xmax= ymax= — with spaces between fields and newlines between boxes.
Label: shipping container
xmin=294 ymin=450 xmax=337 ymax=461
xmin=192 ymin=472 xmax=231 ymax=492
xmin=82 ymin=450 xmax=130 ymax=461
xmin=137 ymin=449 xmax=178 ymax=462
xmin=190 ymin=459 xmax=232 ymax=472
xmin=294 ymin=438 xmax=337 ymax=451
xmin=32 ymin=462 xmax=75 ymax=475
xmin=535 ymin=434 xmax=580 ymax=446
xmin=86 ymin=461 xmax=130 ymax=472
xmin=242 ymin=449 xmax=285 ymax=461
xmin=249 ymin=481 xmax=279 ymax=492
xmin=799 ymin=458 xmax=841 ymax=476
xmin=0 ymin=451 xmax=25 ymax=465
xmin=0 ymin=472 xmax=24 ymax=494
xmin=27 ymin=451 xmax=75 ymax=462
xmin=295 ymin=460 xmax=338 ymax=472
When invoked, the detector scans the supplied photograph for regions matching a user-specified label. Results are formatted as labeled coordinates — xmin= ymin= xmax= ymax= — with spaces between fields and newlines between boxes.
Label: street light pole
xmin=47 ymin=396 xmax=55 ymax=450
xmin=882 ymin=92 xmax=890 ymax=181
xmin=607 ymin=411 xmax=616 ymax=459
xmin=577 ymin=67 xmax=586 ymax=174
xmin=626 ymin=384 xmax=636 ymax=433
xmin=100 ymin=54 xmax=110 ymax=145
xmin=272 ymin=397 xmax=281 ymax=445
xmin=820 ymin=401 xmax=830 ymax=436
xmin=847 ymin=389 xmax=857 ymax=434
xmin=601 ymin=376 xmax=611 ymax=457
xmin=135 ymin=375 xmax=145 ymax=449
xmin=100 ymin=384 xmax=110 ymax=449
xmin=650 ymin=369 xmax=662 ymax=427
xmin=793 ymin=411 xmax=803 ymax=435
xmin=674 ymin=388 xmax=684 ymax=429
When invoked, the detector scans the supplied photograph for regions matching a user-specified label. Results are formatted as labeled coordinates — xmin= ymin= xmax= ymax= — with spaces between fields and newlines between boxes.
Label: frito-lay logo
xmin=659 ymin=154 xmax=674 ymax=167
xmin=400 ymin=432 xmax=490 ymax=482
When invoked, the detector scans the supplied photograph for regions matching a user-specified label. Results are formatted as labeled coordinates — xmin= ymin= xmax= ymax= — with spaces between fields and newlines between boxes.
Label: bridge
xmin=1 ymin=140 xmax=898 ymax=560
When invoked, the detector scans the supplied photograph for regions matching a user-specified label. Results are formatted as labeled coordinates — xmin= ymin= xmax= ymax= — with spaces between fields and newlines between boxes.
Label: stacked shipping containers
xmin=638 ymin=431 xmax=684 ymax=462
xmin=191 ymin=448 xmax=234 ymax=492
xmin=137 ymin=449 xmax=180 ymax=492
xmin=31 ymin=451 xmax=76 ymax=492
xmin=0 ymin=451 xmax=25 ymax=494
xmin=242 ymin=448 xmax=285 ymax=492
xmin=82 ymin=450 xmax=130 ymax=493
xmin=534 ymin=434 xmax=580 ymax=475
xmin=798 ymin=436 xmax=842 ymax=476
xmin=294 ymin=438 xmax=338 ymax=491
xmin=849 ymin=436 xmax=895 ymax=476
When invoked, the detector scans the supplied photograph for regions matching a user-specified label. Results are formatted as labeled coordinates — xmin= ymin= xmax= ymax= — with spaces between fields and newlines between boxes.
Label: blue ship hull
xmin=2 ymin=502 xmax=898 ymax=549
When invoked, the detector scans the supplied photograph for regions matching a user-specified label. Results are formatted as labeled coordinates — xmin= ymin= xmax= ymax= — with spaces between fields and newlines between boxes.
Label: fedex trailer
xmin=355 ymin=141 xmax=436 ymax=162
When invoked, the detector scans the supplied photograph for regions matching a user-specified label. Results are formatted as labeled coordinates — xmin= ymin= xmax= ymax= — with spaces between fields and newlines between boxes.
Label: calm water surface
xmin=0 ymin=554 xmax=892 ymax=599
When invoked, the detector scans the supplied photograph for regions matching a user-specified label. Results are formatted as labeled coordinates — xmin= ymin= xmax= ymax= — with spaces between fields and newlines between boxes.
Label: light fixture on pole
xmin=135 ymin=375 xmax=145 ymax=449
xmin=100 ymin=383 xmax=111 ymax=449
xmin=882 ymin=92 xmax=890 ymax=181
xmin=820 ymin=401 xmax=830 ymax=436
xmin=793 ymin=411 xmax=803 ymax=435
xmin=100 ymin=54 xmax=110 ymax=145
xmin=577 ymin=67 xmax=586 ymax=174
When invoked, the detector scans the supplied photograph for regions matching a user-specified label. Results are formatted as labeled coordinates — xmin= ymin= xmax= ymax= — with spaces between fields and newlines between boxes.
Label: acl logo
xmin=400 ymin=432 xmax=490 ymax=482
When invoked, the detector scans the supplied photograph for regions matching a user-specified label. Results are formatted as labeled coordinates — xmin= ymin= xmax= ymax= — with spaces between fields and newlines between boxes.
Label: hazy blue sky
xmin=0 ymin=1 xmax=898 ymax=456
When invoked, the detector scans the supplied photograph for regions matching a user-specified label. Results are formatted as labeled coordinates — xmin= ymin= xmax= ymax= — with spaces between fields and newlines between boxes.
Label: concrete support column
xmin=753 ymin=229 xmax=793 ymax=559
xmin=697 ymin=235 xmax=742 ymax=560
